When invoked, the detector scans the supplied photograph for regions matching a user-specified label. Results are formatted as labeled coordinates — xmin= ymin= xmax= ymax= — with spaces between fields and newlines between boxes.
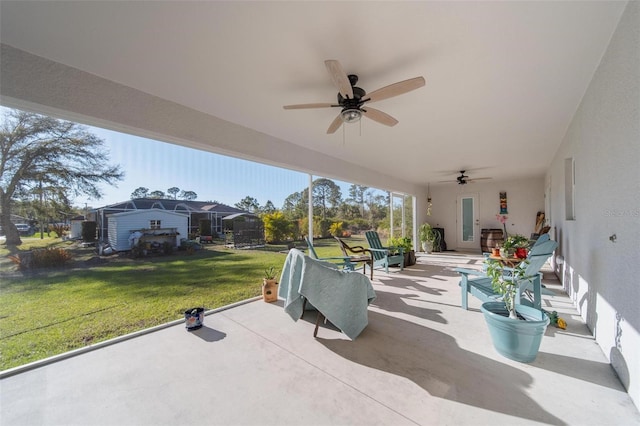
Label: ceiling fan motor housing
xmin=337 ymin=86 xmax=366 ymax=107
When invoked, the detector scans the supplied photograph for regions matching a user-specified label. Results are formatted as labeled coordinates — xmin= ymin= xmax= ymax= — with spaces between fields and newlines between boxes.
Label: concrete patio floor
xmin=2 ymin=252 xmax=639 ymax=426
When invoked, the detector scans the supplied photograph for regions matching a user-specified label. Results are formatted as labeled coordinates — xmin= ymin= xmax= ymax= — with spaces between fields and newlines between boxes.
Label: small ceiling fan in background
xmin=283 ymin=60 xmax=425 ymax=134
xmin=439 ymin=170 xmax=492 ymax=185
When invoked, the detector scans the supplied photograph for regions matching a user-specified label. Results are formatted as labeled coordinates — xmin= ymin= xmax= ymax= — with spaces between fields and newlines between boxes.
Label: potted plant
xmin=388 ymin=236 xmax=415 ymax=266
xmin=500 ymin=233 xmax=529 ymax=258
xmin=418 ymin=223 xmax=437 ymax=253
xmin=482 ymin=257 xmax=549 ymax=362
xmin=262 ymin=266 xmax=279 ymax=303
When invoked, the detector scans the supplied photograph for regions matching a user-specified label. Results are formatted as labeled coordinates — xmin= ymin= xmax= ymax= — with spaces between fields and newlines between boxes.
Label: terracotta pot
xmin=262 ymin=279 xmax=278 ymax=303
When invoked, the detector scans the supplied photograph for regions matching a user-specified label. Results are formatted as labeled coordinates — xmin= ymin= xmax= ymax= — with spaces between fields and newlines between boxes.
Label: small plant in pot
xmin=262 ymin=266 xmax=279 ymax=303
xmin=418 ymin=223 xmax=438 ymax=253
xmin=500 ymin=234 xmax=529 ymax=259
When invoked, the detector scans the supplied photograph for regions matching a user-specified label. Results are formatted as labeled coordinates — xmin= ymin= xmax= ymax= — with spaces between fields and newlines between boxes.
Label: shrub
xmin=315 ymin=219 xmax=332 ymax=238
xmin=32 ymin=247 xmax=73 ymax=268
xmin=162 ymin=241 xmax=173 ymax=255
xmin=263 ymin=211 xmax=293 ymax=243
xmin=329 ymin=221 xmax=343 ymax=237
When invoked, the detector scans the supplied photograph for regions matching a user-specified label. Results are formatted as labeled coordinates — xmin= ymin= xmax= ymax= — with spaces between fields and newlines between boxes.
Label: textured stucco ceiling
xmin=0 ymin=1 xmax=626 ymax=188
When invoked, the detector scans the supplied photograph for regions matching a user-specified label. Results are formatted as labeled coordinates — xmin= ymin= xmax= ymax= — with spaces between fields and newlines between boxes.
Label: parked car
xmin=15 ymin=224 xmax=33 ymax=236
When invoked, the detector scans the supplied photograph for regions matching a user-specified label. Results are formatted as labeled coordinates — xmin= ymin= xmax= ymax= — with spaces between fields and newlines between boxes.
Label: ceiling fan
xmin=283 ymin=60 xmax=425 ymax=134
xmin=440 ymin=170 xmax=492 ymax=185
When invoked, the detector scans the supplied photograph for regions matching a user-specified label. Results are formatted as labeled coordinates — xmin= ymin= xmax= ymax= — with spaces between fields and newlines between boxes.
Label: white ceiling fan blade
xmin=325 ymin=60 xmax=353 ymax=99
xmin=283 ymin=103 xmax=335 ymax=110
xmin=364 ymin=76 xmax=425 ymax=103
xmin=362 ymin=107 xmax=398 ymax=127
xmin=327 ymin=114 xmax=344 ymax=134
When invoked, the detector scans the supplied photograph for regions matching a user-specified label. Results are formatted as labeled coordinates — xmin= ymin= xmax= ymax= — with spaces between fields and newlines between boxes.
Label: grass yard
xmin=0 ymin=235 xmax=360 ymax=370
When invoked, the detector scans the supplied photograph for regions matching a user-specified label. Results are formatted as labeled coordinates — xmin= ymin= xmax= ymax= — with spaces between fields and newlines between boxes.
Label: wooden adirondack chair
xmin=456 ymin=239 xmax=558 ymax=311
xmin=304 ymin=237 xmax=358 ymax=272
xmin=364 ymin=231 xmax=404 ymax=275
xmin=334 ymin=236 xmax=374 ymax=279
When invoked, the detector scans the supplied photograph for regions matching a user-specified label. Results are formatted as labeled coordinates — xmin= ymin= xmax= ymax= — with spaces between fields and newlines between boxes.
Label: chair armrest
xmin=384 ymin=245 xmax=404 ymax=255
xmin=320 ymin=256 xmax=354 ymax=262
xmin=454 ymin=267 xmax=485 ymax=277
xmin=349 ymin=245 xmax=367 ymax=252
xmin=367 ymin=247 xmax=389 ymax=254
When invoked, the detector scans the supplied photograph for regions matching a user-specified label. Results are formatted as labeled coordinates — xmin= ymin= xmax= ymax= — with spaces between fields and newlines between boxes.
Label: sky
xmin=1 ymin=105 xmax=388 ymax=210
xmin=83 ymin=125 xmax=364 ymax=210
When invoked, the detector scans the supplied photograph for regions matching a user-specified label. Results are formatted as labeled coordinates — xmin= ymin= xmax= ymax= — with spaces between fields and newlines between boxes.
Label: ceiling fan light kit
xmin=283 ymin=59 xmax=425 ymax=134
xmin=341 ymin=108 xmax=362 ymax=123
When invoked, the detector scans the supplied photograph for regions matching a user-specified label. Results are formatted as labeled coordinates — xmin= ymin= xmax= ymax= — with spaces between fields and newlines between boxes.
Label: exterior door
xmin=457 ymin=194 xmax=479 ymax=250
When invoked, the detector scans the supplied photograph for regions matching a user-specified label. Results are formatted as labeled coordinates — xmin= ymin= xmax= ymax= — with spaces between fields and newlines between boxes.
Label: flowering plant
xmin=486 ymin=257 xmax=529 ymax=319
xmin=496 ymin=214 xmax=508 ymax=237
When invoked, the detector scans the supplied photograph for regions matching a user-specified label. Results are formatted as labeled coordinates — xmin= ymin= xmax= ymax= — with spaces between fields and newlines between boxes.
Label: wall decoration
xmin=500 ymin=192 xmax=508 ymax=214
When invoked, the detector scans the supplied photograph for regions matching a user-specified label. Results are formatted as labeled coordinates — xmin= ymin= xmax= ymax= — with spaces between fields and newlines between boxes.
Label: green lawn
xmin=0 ymin=235 xmax=358 ymax=370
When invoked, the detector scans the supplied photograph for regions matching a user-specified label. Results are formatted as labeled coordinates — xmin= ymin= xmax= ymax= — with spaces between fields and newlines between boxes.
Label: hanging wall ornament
xmin=427 ymin=183 xmax=433 ymax=216
xmin=500 ymin=191 xmax=508 ymax=214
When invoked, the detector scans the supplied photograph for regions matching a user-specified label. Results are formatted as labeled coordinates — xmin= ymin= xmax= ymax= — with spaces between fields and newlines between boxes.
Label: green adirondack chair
xmin=456 ymin=239 xmax=558 ymax=311
xmin=304 ymin=237 xmax=358 ymax=272
xmin=364 ymin=231 xmax=404 ymax=275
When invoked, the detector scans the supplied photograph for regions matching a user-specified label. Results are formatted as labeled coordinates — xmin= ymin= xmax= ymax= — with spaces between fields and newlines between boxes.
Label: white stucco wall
xmin=547 ymin=1 xmax=639 ymax=408
xmin=416 ymin=177 xmax=545 ymax=251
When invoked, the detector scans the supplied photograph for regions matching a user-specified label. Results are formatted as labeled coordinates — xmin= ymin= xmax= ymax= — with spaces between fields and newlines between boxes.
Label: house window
xmin=565 ymin=158 xmax=575 ymax=220
xmin=150 ymin=220 xmax=161 ymax=229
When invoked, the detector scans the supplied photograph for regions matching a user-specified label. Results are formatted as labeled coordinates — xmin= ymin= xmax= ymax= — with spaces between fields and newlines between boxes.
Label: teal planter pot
xmin=481 ymin=302 xmax=549 ymax=363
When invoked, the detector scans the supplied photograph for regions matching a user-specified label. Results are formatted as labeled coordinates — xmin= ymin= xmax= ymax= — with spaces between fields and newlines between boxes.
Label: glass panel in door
xmin=457 ymin=194 xmax=479 ymax=249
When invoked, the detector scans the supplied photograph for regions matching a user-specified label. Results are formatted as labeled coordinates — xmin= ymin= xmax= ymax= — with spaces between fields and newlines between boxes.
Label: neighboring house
xmin=107 ymin=208 xmax=188 ymax=251
xmin=90 ymin=198 xmax=249 ymax=242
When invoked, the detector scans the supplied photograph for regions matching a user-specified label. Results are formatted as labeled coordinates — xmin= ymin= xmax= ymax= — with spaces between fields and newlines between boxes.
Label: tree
xmin=235 ymin=195 xmax=261 ymax=213
xmin=130 ymin=187 xmax=149 ymax=199
xmin=282 ymin=191 xmax=306 ymax=219
xmin=312 ymin=178 xmax=342 ymax=219
xmin=179 ymin=190 xmax=197 ymax=201
xmin=148 ymin=190 xmax=165 ymax=199
xmin=167 ymin=187 xmax=180 ymax=199
xmin=261 ymin=200 xmax=276 ymax=215
xmin=0 ymin=109 xmax=124 ymax=245
xmin=365 ymin=191 xmax=388 ymax=228
xmin=348 ymin=184 xmax=369 ymax=217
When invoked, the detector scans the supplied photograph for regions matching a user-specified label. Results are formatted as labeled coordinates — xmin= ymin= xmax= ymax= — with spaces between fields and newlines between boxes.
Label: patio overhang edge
xmin=0 ymin=43 xmax=426 ymax=199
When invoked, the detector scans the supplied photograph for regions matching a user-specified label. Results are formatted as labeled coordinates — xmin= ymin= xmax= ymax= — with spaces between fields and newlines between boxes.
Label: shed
xmin=108 ymin=209 xmax=188 ymax=251
xmin=223 ymin=212 xmax=264 ymax=248
xmin=69 ymin=215 xmax=85 ymax=239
